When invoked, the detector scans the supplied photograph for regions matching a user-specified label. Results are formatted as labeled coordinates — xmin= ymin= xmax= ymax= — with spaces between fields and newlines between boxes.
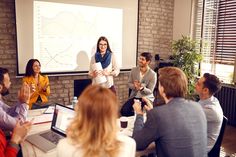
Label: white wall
xmin=173 ymin=0 xmax=193 ymax=40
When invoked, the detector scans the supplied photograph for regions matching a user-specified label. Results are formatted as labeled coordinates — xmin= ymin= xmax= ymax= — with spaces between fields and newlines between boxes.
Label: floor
xmin=221 ymin=125 xmax=236 ymax=157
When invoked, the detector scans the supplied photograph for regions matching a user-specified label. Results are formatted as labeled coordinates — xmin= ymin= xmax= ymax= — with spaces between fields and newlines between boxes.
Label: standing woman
xmin=57 ymin=85 xmax=136 ymax=157
xmin=89 ymin=36 xmax=120 ymax=94
xmin=22 ymin=59 xmax=50 ymax=109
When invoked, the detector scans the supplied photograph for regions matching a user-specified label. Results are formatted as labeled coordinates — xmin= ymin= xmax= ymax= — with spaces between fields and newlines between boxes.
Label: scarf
xmin=95 ymin=50 xmax=111 ymax=69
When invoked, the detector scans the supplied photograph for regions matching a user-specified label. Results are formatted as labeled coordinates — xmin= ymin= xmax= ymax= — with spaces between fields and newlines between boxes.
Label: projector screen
xmin=15 ymin=0 xmax=138 ymax=75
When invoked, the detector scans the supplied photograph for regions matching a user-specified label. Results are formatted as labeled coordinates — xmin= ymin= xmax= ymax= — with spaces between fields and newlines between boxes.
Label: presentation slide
xmin=15 ymin=0 xmax=138 ymax=75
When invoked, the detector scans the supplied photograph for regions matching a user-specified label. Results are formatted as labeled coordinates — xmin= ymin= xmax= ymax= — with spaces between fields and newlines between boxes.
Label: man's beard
xmin=1 ymin=85 xmax=9 ymax=96
xmin=138 ymin=63 xmax=144 ymax=68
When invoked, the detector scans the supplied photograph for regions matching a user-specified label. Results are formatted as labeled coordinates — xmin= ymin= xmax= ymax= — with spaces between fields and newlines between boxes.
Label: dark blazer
xmin=132 ymin=97 xmax=208 ymax=157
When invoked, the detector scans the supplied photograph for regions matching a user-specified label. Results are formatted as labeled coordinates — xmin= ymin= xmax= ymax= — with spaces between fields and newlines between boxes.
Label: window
xmin=193 ymin=0 xmax=236 ymax=84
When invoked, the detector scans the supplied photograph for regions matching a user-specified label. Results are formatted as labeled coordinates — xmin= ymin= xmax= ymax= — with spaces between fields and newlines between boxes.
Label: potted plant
xmin=171 ymin=35 xmax=203 ymax=98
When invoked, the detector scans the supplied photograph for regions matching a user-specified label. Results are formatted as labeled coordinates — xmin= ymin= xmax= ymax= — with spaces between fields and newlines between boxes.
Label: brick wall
xmin=0 ymin=0 xmax=174 ymax=106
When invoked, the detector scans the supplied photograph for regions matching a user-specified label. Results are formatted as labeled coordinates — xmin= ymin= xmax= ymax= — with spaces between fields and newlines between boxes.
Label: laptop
xmin=26 ymin=103 xmax=75 ymax=152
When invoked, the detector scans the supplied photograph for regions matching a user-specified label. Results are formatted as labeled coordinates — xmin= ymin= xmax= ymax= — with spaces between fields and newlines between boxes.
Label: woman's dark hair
xmin=96 ymin=36 xmax=112 ymax=53
xmin=25 ymin=59 xmax=41 ymax=77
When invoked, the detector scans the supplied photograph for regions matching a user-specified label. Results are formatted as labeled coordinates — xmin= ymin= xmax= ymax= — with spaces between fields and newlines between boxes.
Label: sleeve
xmin=132 ymin=110 xmax=158 ymax=150
xmin=110 ymin=53 xmax=120 ymax=76
xmin=88 ymin=56 xmax=95 ymax=77
xmin=40 ymin=75 xmax=50 ymax=96
xmin=140 ymin=71 xmax=157 ymax=95
xmin=203 ymin=106 xmax=222 ymax=123
xmin=1 ymin=146 xmax=18 ymax=157
xmin=22 ymin=77 xmax=30 ymax=85
xmin=0 ymin=102 xmax=28 ymax=131
xmin=128 ymin=68 xmax=136 ymax=90
xmin=0 ymin=131 xmax=18 ymax=157
xmin=22 ymin=77 xmax=26 ymax=84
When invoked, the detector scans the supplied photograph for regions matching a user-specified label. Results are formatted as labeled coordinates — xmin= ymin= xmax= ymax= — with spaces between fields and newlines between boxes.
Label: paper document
xmin=91 ymin=62 xmax=107 ymax=84
xmin=43 ymin=106 xmax=55 ymax=114
xmin=27 ymin=114 xmax=53 ymax=125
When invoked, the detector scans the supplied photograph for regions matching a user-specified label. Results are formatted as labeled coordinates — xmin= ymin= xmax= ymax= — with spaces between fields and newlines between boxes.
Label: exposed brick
xmin=0 ymin=0 xmax=174 ymax=107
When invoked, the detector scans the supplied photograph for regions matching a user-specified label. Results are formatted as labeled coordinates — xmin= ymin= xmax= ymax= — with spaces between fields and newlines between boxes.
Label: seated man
xmin=120 ymin=52 xmax=157 ymax=116
xmin=132 ymin=67 xmax=207 ymax=157
xmin=0 ymin=67 xmax=30 ymax=131
xmin=195 ymin=73 xmax=223 ymax=152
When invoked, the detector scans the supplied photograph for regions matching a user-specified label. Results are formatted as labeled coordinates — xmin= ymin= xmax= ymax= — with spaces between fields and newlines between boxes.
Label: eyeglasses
xmin=99 ymin=43 xmax=107 ymax=47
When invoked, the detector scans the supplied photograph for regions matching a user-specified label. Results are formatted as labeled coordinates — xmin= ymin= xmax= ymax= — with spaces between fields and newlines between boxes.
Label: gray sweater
xmin=128 ymin=66 xmax=157 ymax=101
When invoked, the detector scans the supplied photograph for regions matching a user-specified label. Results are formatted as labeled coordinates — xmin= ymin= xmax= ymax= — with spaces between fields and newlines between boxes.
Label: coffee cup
xmin=120 ymin=116 xmax=128 ymax=128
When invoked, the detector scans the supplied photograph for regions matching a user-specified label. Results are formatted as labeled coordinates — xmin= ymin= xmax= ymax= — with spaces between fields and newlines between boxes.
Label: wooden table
xmin=21 ymin=109 xmax=155 ymax=157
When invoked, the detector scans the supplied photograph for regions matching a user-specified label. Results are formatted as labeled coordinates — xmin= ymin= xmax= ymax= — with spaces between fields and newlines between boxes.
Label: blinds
xmin=215 ymin=0 xmax=236 ymax=65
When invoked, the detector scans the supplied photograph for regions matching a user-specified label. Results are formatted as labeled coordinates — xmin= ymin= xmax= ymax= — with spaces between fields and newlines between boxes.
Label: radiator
xmin=215 ymin=85 xmax=236 ymax=126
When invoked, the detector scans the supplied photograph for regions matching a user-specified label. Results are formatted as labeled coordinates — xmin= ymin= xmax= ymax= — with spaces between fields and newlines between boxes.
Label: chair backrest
xmin=208 ymin=116 xmax=228 ymax=157
xmin=128 ymin=88 xmax=132 ymax=97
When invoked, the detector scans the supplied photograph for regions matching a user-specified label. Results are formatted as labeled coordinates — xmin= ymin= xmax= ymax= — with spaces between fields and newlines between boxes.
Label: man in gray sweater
xmin=132 ymin=67 xmax=207 ymax=157
xmin=120 ymin=52 xmax=156 ymax=116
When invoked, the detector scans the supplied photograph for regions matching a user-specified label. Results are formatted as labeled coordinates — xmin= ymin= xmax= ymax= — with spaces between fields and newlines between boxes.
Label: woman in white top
xmin=89 ymin=36 xmax=120 ymax=94
xmin=57 ymin=85 xmax=136 ymax=157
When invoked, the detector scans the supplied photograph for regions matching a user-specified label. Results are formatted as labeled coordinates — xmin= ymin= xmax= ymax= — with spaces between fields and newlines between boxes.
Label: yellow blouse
xmin=22 ymin=74 xmax=50 ymax=109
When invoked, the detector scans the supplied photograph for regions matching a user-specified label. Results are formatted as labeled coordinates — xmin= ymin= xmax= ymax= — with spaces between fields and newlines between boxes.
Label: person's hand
xmin=42 ymin=84 xmax=49 ymax=91
xmin=18 ymin=82 xmax=30 ymax=104
xmin=134 ymin=80 xmax=141 ymax=90
xmin=10 ymin=121 xmax=32 ymax=144
xmin=142 ymin=97 xmax=153 ymax=111
xmin=102 ymin=69 xmax=110 ymax=76
xmin=91 ymin=70 xmax=101 ymax=78
xmin=30 ymin=83 xmax=36 ymax=93
xmin=133 ymin=100 xmax=143 ymax=115
xmin=39 ymin=83 xmax=49 ymax=92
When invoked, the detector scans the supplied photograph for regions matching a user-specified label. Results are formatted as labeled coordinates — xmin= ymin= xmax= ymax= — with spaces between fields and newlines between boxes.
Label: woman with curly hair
xmin=57 ymin=85 xmax=135 ymax=157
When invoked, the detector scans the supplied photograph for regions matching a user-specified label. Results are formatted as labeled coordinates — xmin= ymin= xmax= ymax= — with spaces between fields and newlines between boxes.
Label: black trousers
xmin=120 ymin=97 xmax=146 ymax=116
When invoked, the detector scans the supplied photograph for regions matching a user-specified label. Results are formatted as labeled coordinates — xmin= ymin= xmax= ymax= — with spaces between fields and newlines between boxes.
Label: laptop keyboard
xmin=40 ymin=131 xmax=63 ymax=144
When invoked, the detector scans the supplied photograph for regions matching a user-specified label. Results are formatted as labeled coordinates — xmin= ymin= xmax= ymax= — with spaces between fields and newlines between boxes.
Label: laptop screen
xmin=51 ymin=104 xmax=75 ymax=135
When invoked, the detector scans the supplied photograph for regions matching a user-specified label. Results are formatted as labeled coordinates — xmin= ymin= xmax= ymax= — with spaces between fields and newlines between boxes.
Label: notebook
xmin=26 ymin=103 xmax=75 ymax=152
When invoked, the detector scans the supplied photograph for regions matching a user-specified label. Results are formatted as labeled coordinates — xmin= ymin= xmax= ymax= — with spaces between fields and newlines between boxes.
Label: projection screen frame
xmin=15 ymin=0 xmax=139 ymax=76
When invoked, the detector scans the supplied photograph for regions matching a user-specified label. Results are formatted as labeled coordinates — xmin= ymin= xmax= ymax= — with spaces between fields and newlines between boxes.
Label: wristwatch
xmin=9 ymin=141 xmax=20 ymax=151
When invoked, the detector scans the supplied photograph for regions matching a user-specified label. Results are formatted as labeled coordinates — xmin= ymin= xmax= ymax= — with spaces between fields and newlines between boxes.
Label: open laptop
xmin=26 ymin=103 xmax=75 ymax=152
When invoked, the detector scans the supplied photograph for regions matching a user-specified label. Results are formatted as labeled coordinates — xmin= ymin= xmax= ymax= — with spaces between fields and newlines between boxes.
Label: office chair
xmin=208 ymin=116 xmax=228 ymax=157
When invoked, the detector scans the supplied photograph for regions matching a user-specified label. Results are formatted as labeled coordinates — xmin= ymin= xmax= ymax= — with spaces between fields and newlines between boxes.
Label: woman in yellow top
xmin=22 ymin=59 xmax=50 ymax=109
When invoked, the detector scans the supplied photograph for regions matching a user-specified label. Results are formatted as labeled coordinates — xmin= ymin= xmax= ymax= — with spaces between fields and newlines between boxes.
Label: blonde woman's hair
xmin=67 ymin=85 xmax=121 ymax=157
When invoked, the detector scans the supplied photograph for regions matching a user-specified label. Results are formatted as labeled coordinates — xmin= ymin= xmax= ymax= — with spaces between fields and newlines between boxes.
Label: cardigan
xmin=89 ymin=53 xmax=120 ymax=88
xmin=128 ymin=66 xmax=157 ymax=102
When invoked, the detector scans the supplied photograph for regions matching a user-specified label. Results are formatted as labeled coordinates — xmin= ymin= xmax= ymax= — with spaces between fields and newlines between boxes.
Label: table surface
xmin=21 ymin=108 xmax=155 ymax=157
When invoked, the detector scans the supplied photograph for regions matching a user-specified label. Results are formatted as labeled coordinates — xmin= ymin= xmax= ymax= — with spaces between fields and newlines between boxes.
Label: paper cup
xmin=120 ymin=116 xmax=128 ymax=128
